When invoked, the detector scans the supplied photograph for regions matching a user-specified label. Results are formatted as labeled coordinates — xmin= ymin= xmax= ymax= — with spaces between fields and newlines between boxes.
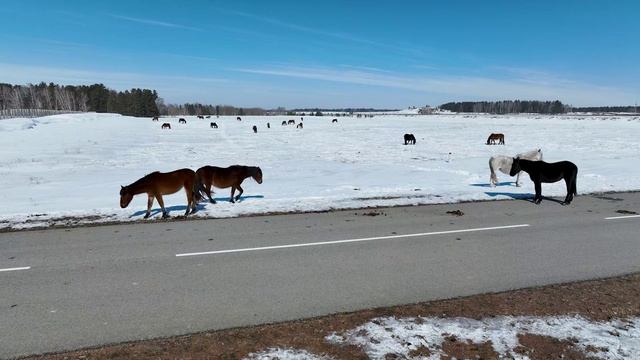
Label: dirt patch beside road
xmin=24 ymin=273 xmax=640 ymax=359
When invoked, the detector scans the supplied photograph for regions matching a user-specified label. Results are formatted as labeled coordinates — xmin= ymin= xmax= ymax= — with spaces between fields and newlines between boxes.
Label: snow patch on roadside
xmin=326 ymin=315 xmax=640 ymax=359
xmin=244 ymin=348 xmax=333 ymax=360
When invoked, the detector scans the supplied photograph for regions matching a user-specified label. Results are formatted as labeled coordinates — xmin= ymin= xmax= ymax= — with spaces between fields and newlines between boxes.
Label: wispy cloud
xmin=231 ymin=64 xmax=638 ymax=106
xmin=222 ymin=9 xmax=416 ymax=55
xmin=0 ymin=62 xmax=227 ymax=88
xmin=109 ymin=14 xmax=202 ymax=31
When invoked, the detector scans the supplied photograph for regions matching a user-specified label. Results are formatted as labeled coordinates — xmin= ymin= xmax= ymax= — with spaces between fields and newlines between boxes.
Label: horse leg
xmin=235 ymin=185 xmax=244 ymax=202
xmin=205 ymin=182 xmax=216 ymax=204
xmin=515 ymin=171 xmax=521 ymax=187
xmin=563 ymin=177 xmax=575 ymax=205
xmin=534 ymin=181 xmax=542 ymax=204
xmin=489 ymin=160 xmax=497 ymax=187
xmin=185 ymin=187 xmax=193 ymax=216
xmin=229 ymin=187 xmax=236 ymax=203
xmin=156 ymin=194 xmax=168 ymax=218
xmin=144 ymin=195 xmax=154 ymax=218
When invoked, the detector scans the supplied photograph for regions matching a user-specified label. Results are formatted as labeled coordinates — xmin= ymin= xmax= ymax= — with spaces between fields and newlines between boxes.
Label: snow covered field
xmin=0 ymin=112 xmax=639 ymax=230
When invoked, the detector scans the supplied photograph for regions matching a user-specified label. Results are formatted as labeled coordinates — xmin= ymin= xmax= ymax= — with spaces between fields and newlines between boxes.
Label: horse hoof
xmin=144 ymin=214 xmax=150 ymax=219
xmin=162 ymin=214 xmax=169 ymax=219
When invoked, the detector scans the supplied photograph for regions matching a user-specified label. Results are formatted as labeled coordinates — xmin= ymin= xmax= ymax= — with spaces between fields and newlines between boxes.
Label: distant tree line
xmin=570 ymin=106 xmax=638 ymax=113
xmin=292 ymin=107 xmax=398 ymax=113
xmin=0 ymin=82 xmax=159 ymax=117
xmin=156 ymin=99 xmax=266 ymax=116
xmin=439 ymin=100 xmax=567 ymax=114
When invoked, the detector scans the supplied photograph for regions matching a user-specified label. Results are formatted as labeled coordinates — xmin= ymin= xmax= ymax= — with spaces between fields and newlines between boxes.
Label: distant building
xmin=418 ymin=106 xmax=434 ymax=115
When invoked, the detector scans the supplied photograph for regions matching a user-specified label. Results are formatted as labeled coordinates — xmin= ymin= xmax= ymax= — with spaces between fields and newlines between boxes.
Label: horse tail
xmin=192 ymin=173 xmax=207 ymax=203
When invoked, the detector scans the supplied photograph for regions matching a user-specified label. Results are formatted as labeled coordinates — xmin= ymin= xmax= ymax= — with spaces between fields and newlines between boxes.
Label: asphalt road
xmin=1 ymin=192 xmax=640 ymax=358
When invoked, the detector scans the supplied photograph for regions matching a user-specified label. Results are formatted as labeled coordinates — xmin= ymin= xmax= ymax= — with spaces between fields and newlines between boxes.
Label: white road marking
xmin=176 ymin=224 xmax=530 ymax=257
xmin=605 ymin=214 xmax=640 ymax=220
xmin=0 ymin=266 xmax=31 ymax=272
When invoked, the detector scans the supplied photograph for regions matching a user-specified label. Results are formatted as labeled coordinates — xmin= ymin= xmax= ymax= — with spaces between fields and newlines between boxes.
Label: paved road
xmin=1 ymin=192 xmax=640 ymax=358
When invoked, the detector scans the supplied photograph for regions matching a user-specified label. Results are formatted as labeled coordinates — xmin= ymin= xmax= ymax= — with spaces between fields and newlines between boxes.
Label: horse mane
xmin=125 ymin=171 xmax=160 ymax=189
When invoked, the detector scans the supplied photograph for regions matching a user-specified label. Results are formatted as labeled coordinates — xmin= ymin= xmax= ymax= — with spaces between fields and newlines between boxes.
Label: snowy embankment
xmin=245 ymin=315 xmax=640 ymax=360
xmin=0 ymin=113 xmax=638 ymax=230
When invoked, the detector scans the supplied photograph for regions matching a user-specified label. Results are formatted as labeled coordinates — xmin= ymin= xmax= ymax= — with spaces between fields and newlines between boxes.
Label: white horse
xmin=489 ymin=149 xmax=543 ymax=187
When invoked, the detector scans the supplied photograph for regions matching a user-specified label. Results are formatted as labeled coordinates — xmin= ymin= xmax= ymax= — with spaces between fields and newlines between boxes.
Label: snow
xmin=244 ymin=348 xmax=333 ymax=360
xmin=1 ymin=112 xmax=639 ymax=230
xmin=326 ymin=315 xmax=640 ymax=359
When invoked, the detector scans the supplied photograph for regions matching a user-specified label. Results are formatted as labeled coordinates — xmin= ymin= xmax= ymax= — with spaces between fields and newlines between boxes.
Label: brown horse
xmin=120 ymin=169 xmax=201 ymax=218
xmin=486 ymin=133 xmax=505 ymax=145
xmin=195 ymin=165 xmax=263 ymax=203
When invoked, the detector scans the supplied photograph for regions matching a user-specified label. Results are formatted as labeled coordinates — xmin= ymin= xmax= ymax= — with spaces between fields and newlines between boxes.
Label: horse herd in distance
xmin=151 ymin=115 xmax=340 ymax=132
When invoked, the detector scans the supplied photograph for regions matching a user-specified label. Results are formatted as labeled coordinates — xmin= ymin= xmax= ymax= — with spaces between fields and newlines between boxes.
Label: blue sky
xmin=1 ymin=0 xmax=638 ymax=108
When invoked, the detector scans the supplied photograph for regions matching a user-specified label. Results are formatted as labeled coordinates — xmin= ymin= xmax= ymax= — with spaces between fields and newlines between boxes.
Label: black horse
xmin=252 ymin=125 xmax=258 ymax=133
xmin=404 ymin=133 xmax=416 ymax=145
xmin=510 ymin=158 xmax=578 ymax=205
xmin=210 ymin=122 xmax=218 ymax=128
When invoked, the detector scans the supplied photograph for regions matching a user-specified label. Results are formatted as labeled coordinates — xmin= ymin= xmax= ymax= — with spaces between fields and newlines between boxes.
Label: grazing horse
xmin=161 ymin=123 xmax=171 ymax=129
xmin=252 ymin=125 xmax=258 ymax=133
xmin=195 ymin=165 xmax=263 ymax=203
xmin=152 ymin=116 xmax=159 ymax=121
xmin=486 ymin=133 xmax=505 ymax=145
xmin=288 ymin=119 xmax=295 ymax=125
xmin=404 ymin=133 xmax=416 ymax=145
xmin=197 ymin=115 xmax=204 ymax=119
xmin=510 ymin=158 xmax=578 ymax=205
xmin=490 ymin=149 xmax=543 ymax=187
xmin=119 ymin=169 xmax=201 ymax=218
xmin=237 ymin=116 xmax=242 ymax=121
xmin=206 ymin=115 xmax=211 ymax=118
xmin=281 ymin=121 xmax=287 ymax=126
xmin=179 ymin=118 xmax=187 ymax=124
xmin=297 ymin=123 xmax=303 ymax=129
xmin=210 ymin=122 xmax=218 ymax=128
xmin=332 ymin=119 xmax=338 ymax=123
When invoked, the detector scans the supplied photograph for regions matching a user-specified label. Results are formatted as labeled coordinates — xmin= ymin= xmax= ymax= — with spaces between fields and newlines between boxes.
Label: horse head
xmin=509 ymin=157 xmax=521 ymax=176
xmin=119 ymin=185 xmax=134 ymax=208
xmin=252 ymin=167 xmax=263 ymax=184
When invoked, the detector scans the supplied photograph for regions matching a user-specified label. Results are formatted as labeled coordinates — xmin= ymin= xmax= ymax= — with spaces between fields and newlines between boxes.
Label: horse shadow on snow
xmin=129 ymin=195 xmax=265 ymax=218
xmin=484 ymin=191 xmax=565 ymax=204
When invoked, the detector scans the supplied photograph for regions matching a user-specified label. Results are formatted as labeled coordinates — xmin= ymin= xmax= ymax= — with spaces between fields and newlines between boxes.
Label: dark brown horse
xmin=210 ymin=122 xmax=218 ymax=128
xmin=404 ymin=133 xmax=416 ymax=145
xmin=288 ymin=119 xmax=296 ymax=125
xmin=487 ymin=133 xmax=505 ymax=145
xmin=237 ymin=116 xmax=242 ymax=121
xmin=120 ymin=169 xmax=201 ymax=218
xmin=281 ymin=121 xmax=287 ymax=126
xmin=296 ymin=123 xmax=303 ymax=129
xmin=152 ymin=116 xmax=159 ymax=121
xmin=197 ymin=115 xmax=204 ymax=119
xmin=332 ymin=118 xmax=338 ymax=123
xmin=510 ymin=158 xmax=578 ymax=205
xmin=179 ymin=118 xmax=187 ymax=124
xmin=195 ymin=165 xmax=263 ymax=203
xmin=161 ymin=123 xmax=171 ymax=129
